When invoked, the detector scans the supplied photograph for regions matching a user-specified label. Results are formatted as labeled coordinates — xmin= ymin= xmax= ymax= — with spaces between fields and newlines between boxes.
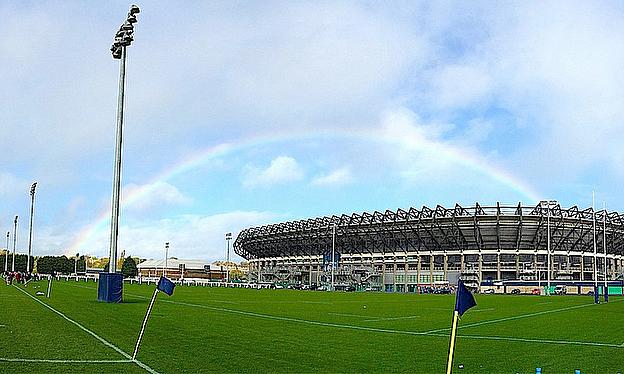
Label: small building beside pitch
xmin=137 ymin=258 xmax=226 ymax=281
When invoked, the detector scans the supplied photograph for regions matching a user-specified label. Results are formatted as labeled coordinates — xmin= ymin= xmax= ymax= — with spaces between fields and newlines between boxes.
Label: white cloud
xmin=312 ymin=167 xmax=353 ymax=187
xmin=57 ymin=210 xmax=278 ymax=261
xmin=0 ymin=172 xmax=28 ymax=197
xmin=428 ymin=64 xmax=492 ymax=110
xmin=243 ymin=156 xmax=304 ymax=188
xmin=122 ymin=181 xmax=192 ymax=212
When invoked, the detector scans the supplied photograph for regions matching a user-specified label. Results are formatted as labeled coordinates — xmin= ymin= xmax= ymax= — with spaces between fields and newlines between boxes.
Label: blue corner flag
xmin=455 ymin=281 xmax=476 ymax=317
xmin=447 ymin=281 xmax=477 ymax=373
xmin=157 ymin=276 xmax=175 ymax=296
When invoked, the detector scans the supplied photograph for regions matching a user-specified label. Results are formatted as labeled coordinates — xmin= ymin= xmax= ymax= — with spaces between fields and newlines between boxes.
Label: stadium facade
xmin=234 ymin=202 xmax=624 ymax=291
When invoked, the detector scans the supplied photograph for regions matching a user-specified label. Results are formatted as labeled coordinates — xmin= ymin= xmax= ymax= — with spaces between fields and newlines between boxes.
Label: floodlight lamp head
xmin=127 ymin=14 xmax=138 ymax=23
xmin=111 ymin=46 xmax=122 ymax=59
xmin=121 ymin=21 xmax=134 ymax=31
xmin=129 ymin=4 xmax=140 ymax=15
xmin=120 ymin=37 xmax=133 ymax=47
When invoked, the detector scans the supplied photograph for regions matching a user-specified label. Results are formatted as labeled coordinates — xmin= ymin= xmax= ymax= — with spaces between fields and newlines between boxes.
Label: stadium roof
xmin=234 ymin=202 xmax=624 ymax=259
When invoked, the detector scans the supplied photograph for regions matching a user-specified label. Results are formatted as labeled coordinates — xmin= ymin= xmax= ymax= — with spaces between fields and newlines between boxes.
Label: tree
xmin=230 ymin=269 xmax=244 ymax=281
xmin=35 ymin=255 xmax=72 ymax=274
xmin=121 ymin=256 xmax=138 ymax=278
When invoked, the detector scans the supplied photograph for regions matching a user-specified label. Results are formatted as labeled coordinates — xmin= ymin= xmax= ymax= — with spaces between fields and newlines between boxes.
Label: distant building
xmin=137 ymin=258 xmax=226 ymax=280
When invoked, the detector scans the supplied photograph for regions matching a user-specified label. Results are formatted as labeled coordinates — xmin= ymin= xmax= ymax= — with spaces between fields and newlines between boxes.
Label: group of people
xmin=418 ymin=285 xmax=454 ymax=294
xmin=3 ymin=271 xmax=38 ymax=285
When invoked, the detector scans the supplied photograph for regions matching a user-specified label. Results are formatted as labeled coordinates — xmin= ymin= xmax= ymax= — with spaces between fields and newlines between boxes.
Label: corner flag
xmin=157 ymin=276 xmax=175 ymax=296
xmin=133 ymin=276 xmax=176 ymax=360
xmin=455 ymin=281 xmax=476 ymax=316
xmin=446 ymin=281 xmax=477 ymax=374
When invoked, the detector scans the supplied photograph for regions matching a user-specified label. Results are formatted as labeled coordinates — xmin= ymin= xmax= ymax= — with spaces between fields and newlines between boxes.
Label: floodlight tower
xmin=592 ymin=192 xmax=597 ymax=291
xmin=98 ymin=5 xmax=140 ymax=303
xmin=107 ymin=5 xmax=140 ymax=275
xmin=4 ymin=232 xmax=8 ymax=272
xmin=331 ymin=223 xmax=336 ymax=291
xmin=11 ymin=216 xmax=17 ymax=272
xmin=543 ymin=200 xmax=556 ymax=296
xmin=603 ymin=201 xmax=608 ymax=292
xmin=225 ymin=233 xmax=232 ymax=283
xmin=27 ymin=182 xmax=37 ymax=273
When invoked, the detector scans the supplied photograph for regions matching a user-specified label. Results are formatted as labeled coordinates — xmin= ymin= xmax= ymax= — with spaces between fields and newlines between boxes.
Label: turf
xmin=1 ymin=279 xmax=623 ymax=373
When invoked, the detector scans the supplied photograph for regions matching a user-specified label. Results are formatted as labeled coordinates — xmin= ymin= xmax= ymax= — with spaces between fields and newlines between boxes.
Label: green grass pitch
xmin=1 ymin=279 xmax=623 ymax=373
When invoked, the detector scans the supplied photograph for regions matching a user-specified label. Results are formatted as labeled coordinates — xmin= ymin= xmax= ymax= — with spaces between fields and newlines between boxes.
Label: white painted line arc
xmin=422 ymin=302 xmax=599 ymax=334
xmin=328 ymin=312 xmax=371 ymax=318
xmin=364 ymin=315 xmax=420 ymax=322
xmin=449 ymin=334 xmax=623 ymax=349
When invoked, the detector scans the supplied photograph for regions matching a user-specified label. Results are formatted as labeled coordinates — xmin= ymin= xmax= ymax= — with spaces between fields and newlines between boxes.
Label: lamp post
xmin=540 ymin=200 xmax=556 ymax=295
xmin=331 ymin=223 xmax=336 ymax=291
xmin=603 ymin=201 xmax=608 ymax=291
xmin=107 ymin=5 xmax=140 ymax=275
xmin=4 ymin=232 xmax=8 ymax=272
xmin=592 ymin=192 xmax=597 ymax=290
xmin=547 ymin=204 xmax=551 ymax=295
xmin=12 ymin=216 xmax=17 ymax=272
xmin=225 ymin=233 xmax=232 ymax=283
xmin=164 ymin=242 xmax=169 ymax=277
xmin=27 ymin=182 xmax=37 ymax=274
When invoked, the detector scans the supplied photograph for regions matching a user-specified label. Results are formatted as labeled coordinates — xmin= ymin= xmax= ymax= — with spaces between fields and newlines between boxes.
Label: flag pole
xmin=133 ymin=288 xmax=159 ymax=360
xmin=446 ymin=310 xmax=460 ymax=374
xmin=46 ymin=275 xmax=52 ymax=298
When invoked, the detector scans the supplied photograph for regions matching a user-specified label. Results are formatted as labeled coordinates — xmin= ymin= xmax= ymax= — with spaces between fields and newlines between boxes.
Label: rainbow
xmin=67 ymin=127 xmax=541 ymax=255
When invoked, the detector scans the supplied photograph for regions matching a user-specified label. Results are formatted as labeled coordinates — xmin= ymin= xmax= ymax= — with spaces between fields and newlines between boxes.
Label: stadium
xmin=234 ymin=201 xmax=624 ymax=292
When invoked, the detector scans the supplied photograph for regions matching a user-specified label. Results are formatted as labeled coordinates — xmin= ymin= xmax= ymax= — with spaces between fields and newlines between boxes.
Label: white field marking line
xmin=448 ymin=333 xmax=623 ymax=349
xmin=126 ymin=292 xmax=621 ymax=350
xmin=12 ymin=286 xmax=159 ymax=374
xmin=328 ymin=312 xmax=371 ymax=318
xmin=422 ymin=302 xmax=599 ymax=334
xmin=364 ymin=315 xmax=420 ymax=322
xmin=301 ymin=301 xmax=332 ymax=304
xmin=0 ymin=358 xmax=133 ymax=363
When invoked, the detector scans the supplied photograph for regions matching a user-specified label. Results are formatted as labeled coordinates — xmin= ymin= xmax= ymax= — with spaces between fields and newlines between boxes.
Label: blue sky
xmin=2 ymin=1 xmax=624 ymax=261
